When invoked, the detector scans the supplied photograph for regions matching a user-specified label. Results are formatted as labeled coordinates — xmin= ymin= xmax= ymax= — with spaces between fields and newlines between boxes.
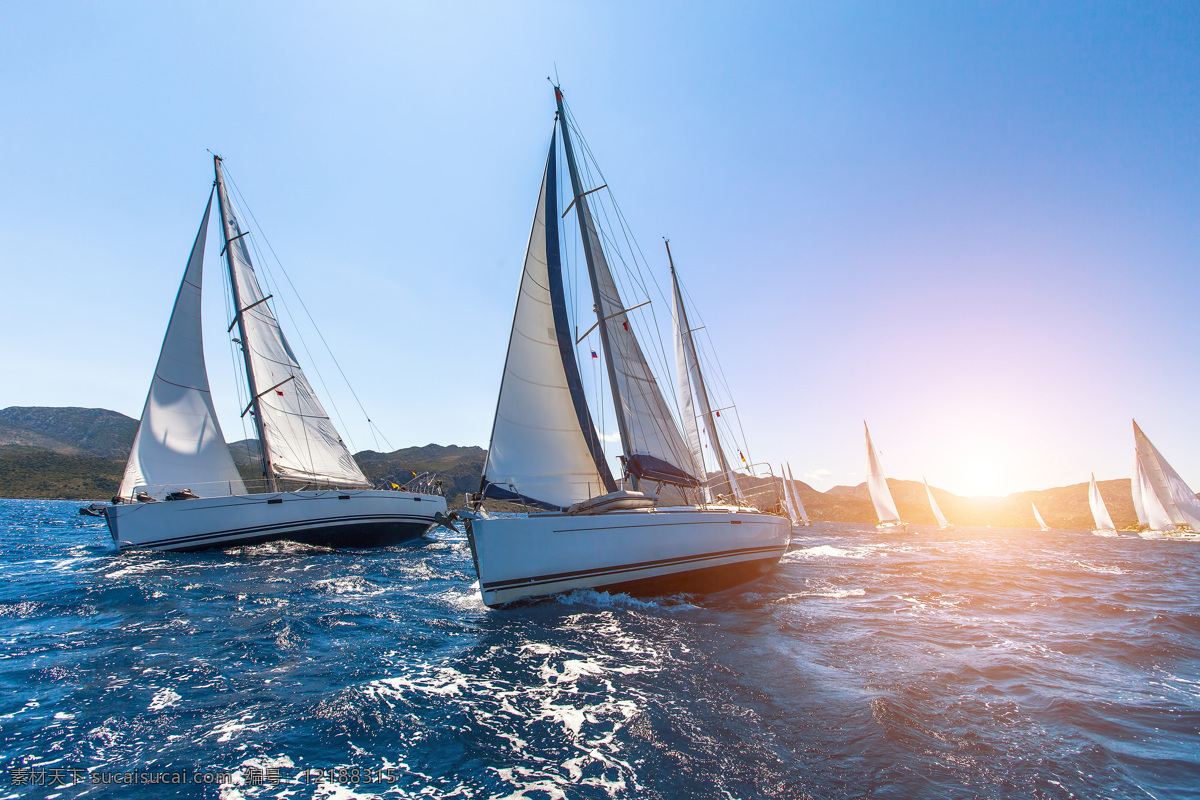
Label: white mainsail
xmin=214 ymin=161 xmax=369 ymax=488
xmin=780 ymin=464 xmax=799 ymax=524
xmin=924 ymin=477 xmax=951 ymax=529
xmin=787 ymin=463 xmax=810 ymax=525
xmin=1088 ymin=473 xmax=1116 ymax=533
xmin=864 ymin=422 xmax=902 ymax=524
xmin=118 ymin=192 xmax=247 ymax=500
xmin=556 ymin=92 xmax=698 ymax=489
xmin=1132 ymin=454 xmax=1148 ymax=527
xmin=669 ymin=249 xmax=741 ymax=502
xmin=1135 ymin=445 xmax=1175 ymax=532
xmin=1032 ymin=502 xmax=1049 ymax=531
xmin=1133 ymin=420 xmax=1200 ymax=530
xmin=481 ymin=132 xmax=613 ymax=509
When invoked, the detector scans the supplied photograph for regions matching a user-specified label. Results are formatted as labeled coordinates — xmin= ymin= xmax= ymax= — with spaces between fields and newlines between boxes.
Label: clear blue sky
xmin=3 ymin=2 xmax=1199 ymax=497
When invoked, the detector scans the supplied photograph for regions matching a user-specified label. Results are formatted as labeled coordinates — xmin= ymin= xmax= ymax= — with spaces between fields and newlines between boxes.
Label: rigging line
xmin=223 ymin=168 xmax=375 ymax=457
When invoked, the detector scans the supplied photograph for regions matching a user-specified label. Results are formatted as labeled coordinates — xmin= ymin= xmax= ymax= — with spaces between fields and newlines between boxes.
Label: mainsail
xmin=480 ymin=131 xmax=615 ymax=509
xmin=924 ymin=477 xmax=950 ymax=529
xmin=214 ymin=158 xmax=369 ymax=488
xmin=864 ymin=422 xmax=902 ymax=524
xmin=118 ymin=192 xmax=247 ymax=500
xmin=1133 ymin=420 xmax=1200 ymax=531
xmin=1088 ymin=473 xmax=1116 ymax=533
xmin=555 ymin=90 xmax=699 ymax=488
xmin=787 ymin=463 xmax=810 ymax=525
xmin=1032 ymin=502 xmax=1049 ymax=531
xmin=669 ymin=245 xmax=742 ymax=501
xmin=1136 ymin=457 xmax=1174 ymax=531
xmin=780 ymin=464 xmax=799 ymax=524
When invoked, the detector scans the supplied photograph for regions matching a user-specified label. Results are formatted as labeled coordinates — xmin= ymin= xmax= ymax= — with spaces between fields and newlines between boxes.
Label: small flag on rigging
xmin=591 ymin=349 xmax=598 ymax=359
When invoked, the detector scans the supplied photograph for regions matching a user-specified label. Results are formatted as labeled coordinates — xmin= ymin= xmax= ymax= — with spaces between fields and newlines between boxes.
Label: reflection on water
xmin=1 ymin=499 xmax=1198 ymax=798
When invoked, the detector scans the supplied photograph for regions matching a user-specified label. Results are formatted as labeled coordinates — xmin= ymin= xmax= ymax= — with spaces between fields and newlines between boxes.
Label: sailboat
xmin=864 ymin=422 xmax=907 ymax=533
xmin=923 ymin=477 xmax=954 ymax=530
xmin=1132 ymin=420 xmax=1200 ymax=540
xmin=1088 ymin=473 xmax=1117 ymax=536
xmin=1031 ymin=501 xmax=1050 ymax=531
xmin=103 ymin=156 xmax=447 ymax=551
xmin=461 ymin=87 xmax=790 ymax=607
xmin=784 ymin=463 xmax=811 ymax=527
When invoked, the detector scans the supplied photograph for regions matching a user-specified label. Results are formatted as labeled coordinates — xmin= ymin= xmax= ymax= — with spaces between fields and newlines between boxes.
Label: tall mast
xmin=553 ymin=87 xmax=635 ymax=482
xmin=667 ymin=241 xmax=737 ymax=498
xmin=213 ymin=155 xmax=277 ymax=492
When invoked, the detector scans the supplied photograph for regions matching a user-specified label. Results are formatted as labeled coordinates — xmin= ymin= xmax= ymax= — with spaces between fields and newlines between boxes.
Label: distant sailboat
xmin=788 ymin=463 xmax=811 ymax=527
xmin=1031 ymin=502 xmax=1050 ymax=531
xmin=923 ymin=477 xmax=954 ymax=530
xmin=864 ymin=422 xmax=907 ymax=533
xmin=104 ymin=157 xmax=447 ymax=551
xmin=1088 ymin=473 xmax=1117 ymax=536
xmin=1132 ymin=420 xmax=1200 ymax=540
xmin=461 ymin=86 xmax=790 ymax=606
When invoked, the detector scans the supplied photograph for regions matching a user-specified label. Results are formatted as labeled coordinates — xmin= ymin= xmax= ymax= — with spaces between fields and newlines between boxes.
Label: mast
xmin=667 ymin=240 xmax=737 ymax=500
xmin=554 ymin=87 xmax=634 ymax=485
xmin=213 ymin=155 xmax=277 ymax=492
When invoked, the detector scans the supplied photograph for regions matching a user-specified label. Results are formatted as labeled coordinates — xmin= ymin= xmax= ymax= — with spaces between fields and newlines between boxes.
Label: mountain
xmin=0 ymin=407 xmax=138 ymax=459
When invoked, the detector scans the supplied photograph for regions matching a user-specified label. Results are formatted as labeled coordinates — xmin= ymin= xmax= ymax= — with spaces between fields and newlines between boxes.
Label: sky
xmin=2 ymin=2 xmax=1199 ymax=498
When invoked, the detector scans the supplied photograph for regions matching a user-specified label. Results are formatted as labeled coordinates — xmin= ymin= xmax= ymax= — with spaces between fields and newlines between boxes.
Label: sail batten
xmin=118 ymin=191 xmax=246 ymax=500
xmin=480 ymin=130 xmax=615 ymax=510
xmin=864 ymin=423 xmax=902 ymax=524
xmin=214 ymin=158 xmax=369 ymax=488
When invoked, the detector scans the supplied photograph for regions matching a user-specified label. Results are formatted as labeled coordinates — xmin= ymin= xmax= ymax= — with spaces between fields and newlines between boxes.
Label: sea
xmin=1 ymin=499 xmax=1198 ymax=799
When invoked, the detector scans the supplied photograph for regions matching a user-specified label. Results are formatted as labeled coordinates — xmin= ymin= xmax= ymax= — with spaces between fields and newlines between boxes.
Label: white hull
xmin=1138 ymin=528 xmax=1200 ymax=541
xmin=465 ymin=507 xmax=791 ymax=607
xmin=1092 ymin=529 xmax=1119 ymax=537
xmin=876 ymin=521 xmax=908 ymax=534
xmin=105 ymin=489 xmax=446 ymax=552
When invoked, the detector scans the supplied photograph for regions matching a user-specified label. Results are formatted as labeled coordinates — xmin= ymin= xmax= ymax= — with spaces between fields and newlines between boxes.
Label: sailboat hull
xmin=104 ymin=489 xmax=447 ymax=552
xmin=875 ymin=521 xmax=909 ymax=534
xmin=465 ymin=507 xmax=790 ymax=607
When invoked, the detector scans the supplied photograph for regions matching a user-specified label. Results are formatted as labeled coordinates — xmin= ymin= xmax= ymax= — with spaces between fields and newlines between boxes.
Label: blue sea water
xmin=1 ymin=499 xmax=1198 ymax=799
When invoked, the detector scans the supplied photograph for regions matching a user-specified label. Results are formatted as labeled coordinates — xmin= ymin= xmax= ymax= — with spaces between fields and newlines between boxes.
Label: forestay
xmin=556 ymin=93 xmax=699 ymax=488
xmin=118 ymin=192 xmax=247 ymax=500
xmin=864 ymin=423 xmax=902 ymax=524
xmin=1088 ymin=474 xmax=1116 ymax=532
xmin=1133 ymin=421 xmax=1200 ymax=530
xmin=215 ymin=165 xmax=369 ymax=488
xmin=481 ymin=132 xmax=615 ymax=509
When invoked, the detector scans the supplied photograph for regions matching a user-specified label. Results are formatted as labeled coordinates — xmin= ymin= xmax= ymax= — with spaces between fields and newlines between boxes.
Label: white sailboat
xmin=1088 ymin=473 xmax=1117 ymax=536
xmin=1132 ymin=420 xmax=1200 ymax=540
xmin=462 ymin=87 xmax=790 ymax=607
xmin=104 ymin=157 xmax=446 ymax=551
xmin=864 ymin=422 xmax=907 ymax=533
xmin=1031 ymin=501 xmax=1050 ymax=531
xmin=923 ymin=477 xmax=954 ymax=530
xmin=785 ymin=463 xmax=811 ymax=527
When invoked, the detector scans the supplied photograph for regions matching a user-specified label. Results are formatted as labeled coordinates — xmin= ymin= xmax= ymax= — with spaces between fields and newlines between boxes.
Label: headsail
xmin=1133 ymin=420 xmax=1200 ymax=530
xmin=480 ymin=130 xmax=615 ymax=509
xmin=213 ymin=158 xmax=369 ymax=488
xmin=924 ymin=477 xmax=950 ymax=529
xmin=1088 ymin=473 xmax=1116 ymax=533
xmin=864 ymin=422 xmax=902 ymax=524
xmin=780 ymin=464 xmax=799 ymax=524
xmin=1131 ymin=454 xmax=1147 ymax=526
xmin=1032 ymin=502 xmax=1049 ymax=531
xmin=555 ymin=89 xmax=699 ymax=488
xmin=787 ymin=463 xmax=809 ymax=525
xmin=669 ymin=245 xmax=742 ymax=501
xmin=118 ymin=191 xmax=247 ymax=500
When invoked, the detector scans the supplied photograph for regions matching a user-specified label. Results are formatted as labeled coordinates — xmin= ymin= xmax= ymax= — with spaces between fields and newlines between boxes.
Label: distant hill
xmin=0 ymin=406 xmax=1162 ymax=529
xmin=0 ymin=406 xmax=138 ymax=459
